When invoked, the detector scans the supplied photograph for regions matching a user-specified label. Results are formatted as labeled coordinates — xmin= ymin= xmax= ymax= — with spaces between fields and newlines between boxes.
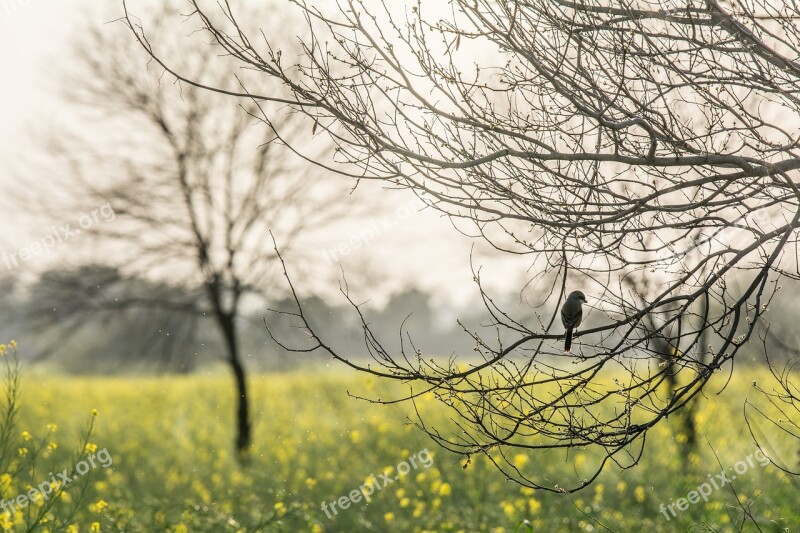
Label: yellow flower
xmin=594 ymin=483 xmax=604 ymax=500
xmin=384 ymin=512 xmax=394 ymax=523
xmin=311 ymin=525 xmax=323 ymax=533
xmin=21 ymin=431 xmax=31 ymax=441
xmin=512 ymin=454 xmax=529 ymax=468
xmin=47 ymin=424 xmax=58 ymax=433
xmin=0 ymin=474 xmax=11 ymax=493
xmin=174 ymin=525 xmax=188 ymax=533
xmin=616 ymin=481 xmax=627 ymax=493
xmin=89 ymin=499 xmax=108 ymax=513
xmin=439 ymin=482 xmax=452 ymax=496
xmin=92 ymin=409 xmax=99 ymax=417
xmin=274 ymin=502 xmax=285 ymax=514
xmin=501 ymin=501 xmax=515 ymax=518
xmin=529 ymin=498 xmax=541 ymax=513
xmin=349 ymin=431 xmax=360 ymax=444
xmin=634 ymin=486 xmax=646 ymax=503
xmin=47 ymin=443 xmax=58 ymax=452
xmin=0 ymin=345 xmax=6 ymax=356
xmin=574 ymin=453 xmax=586 ymax=469
xmin=17 ymin=447 xmax=27 ymax=457
xmin=8 ymin=341 xmax=15 ymax=349
xmin=66 ymin=526 xmax=78 ymax=533
xmin=90 ymin=522 xmax=101 ymax=533
xmin=305 ymin=477 xmax=317 ymax=489
xmin=85 ymin=443 xmax=98 ymax=454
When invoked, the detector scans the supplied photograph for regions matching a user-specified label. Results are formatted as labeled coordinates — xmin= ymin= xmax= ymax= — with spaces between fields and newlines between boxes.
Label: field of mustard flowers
xmin=1 ymin=343 xmax=798 ymax=532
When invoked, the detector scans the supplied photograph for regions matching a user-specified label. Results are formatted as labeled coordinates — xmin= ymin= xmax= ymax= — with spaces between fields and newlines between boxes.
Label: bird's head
xmin=568 ymin=290 xmax=586 ymax=304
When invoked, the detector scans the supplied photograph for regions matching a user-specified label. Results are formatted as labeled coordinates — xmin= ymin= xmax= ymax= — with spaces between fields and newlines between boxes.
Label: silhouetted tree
xmin=125 ymin=0 xmax=800 ymax=489
xmin=36 ymin=4 xmax=352 ymax=455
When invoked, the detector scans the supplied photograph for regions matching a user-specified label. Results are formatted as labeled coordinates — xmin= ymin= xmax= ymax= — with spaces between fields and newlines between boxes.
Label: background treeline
xmin=0 ymin=266 xmax=490 ymax=374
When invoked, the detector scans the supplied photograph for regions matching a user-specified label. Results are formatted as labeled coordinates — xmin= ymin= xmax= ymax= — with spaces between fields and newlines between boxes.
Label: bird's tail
xmin=564 ymin=328 xmax=573 ymax=352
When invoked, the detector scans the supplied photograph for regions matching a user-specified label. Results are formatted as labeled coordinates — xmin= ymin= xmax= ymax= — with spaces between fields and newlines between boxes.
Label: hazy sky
xmin=0 ymin=1 xmax=533 ymax=312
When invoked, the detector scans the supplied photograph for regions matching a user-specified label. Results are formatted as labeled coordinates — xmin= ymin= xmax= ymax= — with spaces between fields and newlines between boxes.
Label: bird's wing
xmin=561 ymin=307 xmax=582 ymax=327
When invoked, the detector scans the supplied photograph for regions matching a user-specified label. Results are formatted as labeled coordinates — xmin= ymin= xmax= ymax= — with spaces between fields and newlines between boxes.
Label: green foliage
xmin=0 ymin=343 xmax=98 ymax=532
xmin=9 ymin=367 xmax=800 ymax=532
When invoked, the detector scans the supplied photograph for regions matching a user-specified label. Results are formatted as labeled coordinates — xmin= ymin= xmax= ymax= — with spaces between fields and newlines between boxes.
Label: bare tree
xmin=123 ymin=0 xmax=800 ymax=487
xmin=36 ymin=4 xmax=352 ymax=455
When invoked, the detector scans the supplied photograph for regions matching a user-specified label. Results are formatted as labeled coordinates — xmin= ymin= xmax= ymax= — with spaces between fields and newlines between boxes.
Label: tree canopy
xmin=122 ymin=0 xmax=800 ymax=490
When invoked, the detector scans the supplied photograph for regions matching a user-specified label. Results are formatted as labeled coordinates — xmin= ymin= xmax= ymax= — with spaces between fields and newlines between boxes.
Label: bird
xmin=560 ymin=290 xmax=586 ymax=352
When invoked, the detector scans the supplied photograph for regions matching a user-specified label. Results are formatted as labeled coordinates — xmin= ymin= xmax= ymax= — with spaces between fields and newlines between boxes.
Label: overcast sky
xmin=0 ymin=1 xmax=534 ymax=312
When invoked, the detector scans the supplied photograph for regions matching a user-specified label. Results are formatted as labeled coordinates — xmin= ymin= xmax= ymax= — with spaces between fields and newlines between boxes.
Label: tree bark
xmin=219 ymin=312 xmax=251 ymax=454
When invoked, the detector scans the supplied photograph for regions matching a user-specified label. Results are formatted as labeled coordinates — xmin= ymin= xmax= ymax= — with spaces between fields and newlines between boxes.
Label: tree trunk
xmin=219 ymin=313 xmax=251 ymax=454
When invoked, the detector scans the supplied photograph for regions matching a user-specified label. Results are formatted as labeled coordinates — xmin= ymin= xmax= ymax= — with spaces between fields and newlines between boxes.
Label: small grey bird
xmin=560 ymin=291 xmax=586 ymax=352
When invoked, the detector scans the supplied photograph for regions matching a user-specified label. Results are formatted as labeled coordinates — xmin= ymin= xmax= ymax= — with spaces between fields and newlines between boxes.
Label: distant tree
xmin=35 ymin=4 xmax=352 ymax=455
xmin=24 ymin=265 xmax=208 ymax=373
xmin=125 ymin=0 xmax=800 ymax=489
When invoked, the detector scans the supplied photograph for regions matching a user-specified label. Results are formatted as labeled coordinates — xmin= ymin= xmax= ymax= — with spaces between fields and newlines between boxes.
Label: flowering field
xmin=3 ymin=354 xmax=798 ymax=532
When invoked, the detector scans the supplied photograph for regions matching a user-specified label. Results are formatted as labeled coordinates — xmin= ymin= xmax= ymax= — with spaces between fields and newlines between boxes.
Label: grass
xmin=4 ymin=363 xmax=799 ymax=532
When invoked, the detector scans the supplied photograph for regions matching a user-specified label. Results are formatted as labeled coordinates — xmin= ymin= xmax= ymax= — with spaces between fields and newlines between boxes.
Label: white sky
xmin=0 ymin=0 xmax=533 ymax=312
